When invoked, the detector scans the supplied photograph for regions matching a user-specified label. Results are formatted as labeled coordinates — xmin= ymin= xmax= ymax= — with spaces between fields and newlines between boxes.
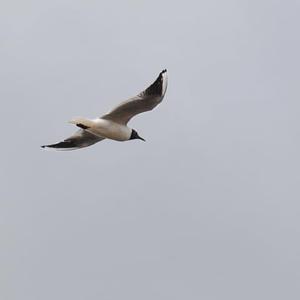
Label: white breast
xmin=88 ymin=119 xmax=131 ymax=141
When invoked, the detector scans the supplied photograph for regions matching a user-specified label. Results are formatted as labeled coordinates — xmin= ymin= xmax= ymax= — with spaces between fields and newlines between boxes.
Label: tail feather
xmin=69 ymin=118 xmax=94 ymax=129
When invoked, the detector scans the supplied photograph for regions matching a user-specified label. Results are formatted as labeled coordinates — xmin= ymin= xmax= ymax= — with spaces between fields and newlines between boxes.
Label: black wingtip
xmin=142 ymin=69 xmax=167 ymax=96
xmin=40 ymin=140 xmax=77 ymax=149
xmin=159 ymin=69 xmax=167 ymax=77
xmin=158 ymin=69 xmax=167 ymax=81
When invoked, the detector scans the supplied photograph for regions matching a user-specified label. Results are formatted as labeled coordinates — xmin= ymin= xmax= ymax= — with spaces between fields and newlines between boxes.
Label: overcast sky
xmin=1 ymin=1 xmax=300 ymax=299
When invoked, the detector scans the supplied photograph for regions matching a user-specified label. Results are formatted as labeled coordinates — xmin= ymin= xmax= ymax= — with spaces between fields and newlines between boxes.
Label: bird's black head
xmin=130 ymin=129 xmax=145 ymax=141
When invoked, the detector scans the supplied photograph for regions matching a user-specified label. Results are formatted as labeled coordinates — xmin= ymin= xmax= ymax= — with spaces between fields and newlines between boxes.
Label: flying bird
xmin=41 ymin=69 xmax=168 ymax=150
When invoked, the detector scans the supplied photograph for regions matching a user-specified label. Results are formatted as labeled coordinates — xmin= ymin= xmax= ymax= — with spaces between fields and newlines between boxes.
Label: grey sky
xmin=1 ymin=0 xmax=300 ymax=299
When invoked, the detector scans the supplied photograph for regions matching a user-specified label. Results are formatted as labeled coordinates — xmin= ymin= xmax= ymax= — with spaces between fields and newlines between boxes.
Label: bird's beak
xmin=138 ymin=135 xmax=146 ymax=142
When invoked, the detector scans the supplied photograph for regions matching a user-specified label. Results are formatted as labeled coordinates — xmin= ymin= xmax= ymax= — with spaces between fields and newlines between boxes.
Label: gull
xmin=41 ymin=69 xmax=168 ymax=150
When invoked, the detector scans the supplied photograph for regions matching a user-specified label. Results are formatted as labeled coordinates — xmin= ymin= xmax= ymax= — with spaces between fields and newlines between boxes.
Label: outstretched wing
xmin=101 ymin=69 xmax=168 ymax=125
xmin=41 ymin=129 xmax=104 ymax=151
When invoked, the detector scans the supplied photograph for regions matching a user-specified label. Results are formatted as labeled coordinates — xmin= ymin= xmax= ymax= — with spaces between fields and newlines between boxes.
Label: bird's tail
xmin=69 ymin=117 xmax=94 ymax=129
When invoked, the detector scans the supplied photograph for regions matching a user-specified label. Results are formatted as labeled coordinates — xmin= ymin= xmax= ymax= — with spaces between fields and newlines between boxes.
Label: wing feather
xmin=101 ymin=69 xmax=168 ymax=125
xmin=41 ymin=129 xmax=104 ymax=150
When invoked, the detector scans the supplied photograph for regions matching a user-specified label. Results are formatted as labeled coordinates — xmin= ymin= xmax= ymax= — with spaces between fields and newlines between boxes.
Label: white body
xmin=70 ymin=118 xmax=132 ymax=141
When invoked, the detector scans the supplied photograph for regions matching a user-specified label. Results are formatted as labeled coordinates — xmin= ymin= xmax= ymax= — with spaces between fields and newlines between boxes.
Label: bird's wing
xmin=101 ymin=69 xmax=168 ymax=125
xmin=41 ymin=129 xmax=104 ymax=151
